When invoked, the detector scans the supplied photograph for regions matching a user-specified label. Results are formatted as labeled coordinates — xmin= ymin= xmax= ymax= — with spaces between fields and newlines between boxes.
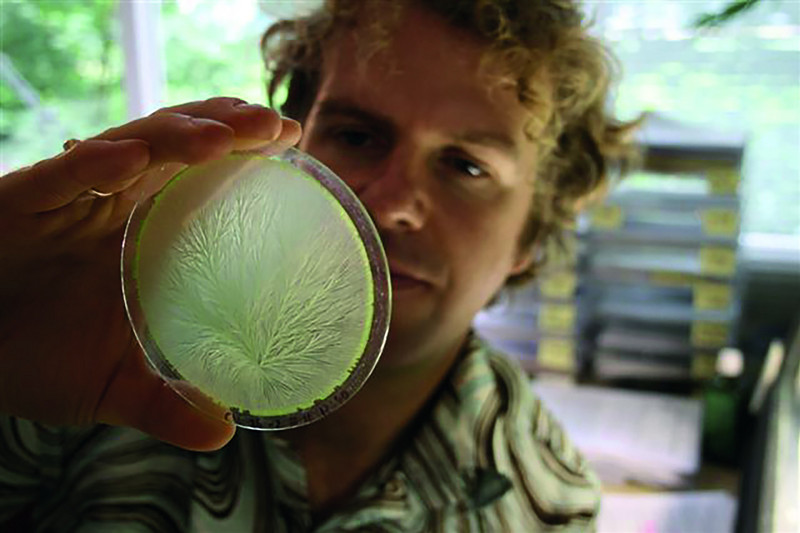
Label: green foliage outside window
xmin=0 ymin=0 xmax=125 ymax=170
xmin=0 ymin=0 xmax=273 ymax=172
xmin=160 ymin=0 xmax=272 ymax=106
xmin=0 ymin=0 xmax=120 ymax=109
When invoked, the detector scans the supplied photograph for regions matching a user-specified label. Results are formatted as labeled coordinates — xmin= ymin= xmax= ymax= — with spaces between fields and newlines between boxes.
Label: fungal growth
xmin=133 ymin=154 xmax=374 ymax=418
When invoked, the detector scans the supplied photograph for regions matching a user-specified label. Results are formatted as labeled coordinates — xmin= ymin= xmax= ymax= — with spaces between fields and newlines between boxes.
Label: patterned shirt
xmin=0 ymin=335 xmax=599 ymax=532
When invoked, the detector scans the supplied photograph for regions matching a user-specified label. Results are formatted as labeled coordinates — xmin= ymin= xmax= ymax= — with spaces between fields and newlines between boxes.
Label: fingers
xmin=0 ymin=97 xmax=302 ymax=216
xmin=97 ymin=97 xmax=299 ymax=166
xmin=96 ymin=346 xmax=236 ymax=452
xmin=113 ymin=110 xmax=301 ymax=205
xmin=0 ymin=139 xmax=151 ymax=213
xmin=235 ymin=116 xmax=303 ymax=155
xmin=155 ymin=97 xmax=285 ymax=148
xmin=123 ymin=114 xmax=302 ymax=204
xmin=96 ymin=112 xmax=236 ymax=167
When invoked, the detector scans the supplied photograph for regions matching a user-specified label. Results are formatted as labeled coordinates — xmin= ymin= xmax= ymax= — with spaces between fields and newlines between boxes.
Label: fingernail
xmin=234 ymin=102 xmax=267 ymax=110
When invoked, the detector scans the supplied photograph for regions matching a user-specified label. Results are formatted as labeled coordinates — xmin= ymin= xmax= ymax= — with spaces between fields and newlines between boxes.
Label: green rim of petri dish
xmin=121 ymin=148 xmax=391 ymax=430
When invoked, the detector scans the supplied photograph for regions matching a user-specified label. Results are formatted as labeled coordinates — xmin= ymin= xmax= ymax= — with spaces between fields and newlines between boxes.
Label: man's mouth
xmin=388 ymin=263 xmax=431 ymax=291
xmin=390 ymin=271 xmax=426 ymax=290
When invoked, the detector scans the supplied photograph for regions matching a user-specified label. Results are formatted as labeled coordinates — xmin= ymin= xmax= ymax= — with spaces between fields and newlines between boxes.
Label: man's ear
xmin=509 ymin=246 xmax=535 ymax=276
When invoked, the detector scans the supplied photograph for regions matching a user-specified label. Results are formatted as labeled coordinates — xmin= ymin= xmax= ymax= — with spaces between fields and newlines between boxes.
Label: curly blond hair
xmin=261 ymin=0 xmax=640 ymax=285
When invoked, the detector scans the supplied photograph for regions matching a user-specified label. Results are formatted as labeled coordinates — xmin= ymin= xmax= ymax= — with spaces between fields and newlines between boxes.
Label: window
xmin=0 ymin=0 xmax=126 ymax=173
xmin=160 ymin=0 xmax=275 ymax=106
xmin=587 ymin=0 xmax=800 ymax=237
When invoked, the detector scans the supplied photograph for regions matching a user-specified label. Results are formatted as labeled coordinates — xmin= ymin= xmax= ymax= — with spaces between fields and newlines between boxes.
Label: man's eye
xmin=333 ymin=128 xmax=374 ymax=148
xmin=442 ymin=155 xmax=488 ymax=179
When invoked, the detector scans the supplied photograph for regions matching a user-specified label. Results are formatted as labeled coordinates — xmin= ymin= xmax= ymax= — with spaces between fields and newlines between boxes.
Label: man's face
xmin=299 ymin=5 xmax=541 ymax=368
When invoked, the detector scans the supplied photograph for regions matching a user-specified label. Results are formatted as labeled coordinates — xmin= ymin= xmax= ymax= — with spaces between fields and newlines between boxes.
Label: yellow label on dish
xmin=707 ymin=168 xmax=739 ymax=195
xmin=538 ymin=304 xmax=576 ymax=333
xmin=691 ymin=321 xmax=730 ymax=348
xmin=540 ymin=271 xmax=577 ymax=299
xmin=651 ymin=271 xmax=694 ymax=287
xmin=691 ymin=353 xmax=718 ymax=379
xmin=699 ymin=246 xmax=737 ymax=277
xmin=591 ymin=205 xmax=624 ymax=230
xmin=694 ymin=282 xmax=733 ymax=310
xmin=701 ymin=209 xmax=739 ymax=237
xmin=537 ymin=338 xmax=575 ymax=371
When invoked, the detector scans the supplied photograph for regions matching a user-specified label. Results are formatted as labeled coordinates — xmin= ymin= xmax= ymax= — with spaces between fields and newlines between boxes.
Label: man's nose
xmin=353 ymin=150 xmax=429 ymax=233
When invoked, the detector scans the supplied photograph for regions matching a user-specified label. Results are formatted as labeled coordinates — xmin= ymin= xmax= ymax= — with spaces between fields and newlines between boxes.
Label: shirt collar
xmin=261 ymin=333 xmax=512 ymax=518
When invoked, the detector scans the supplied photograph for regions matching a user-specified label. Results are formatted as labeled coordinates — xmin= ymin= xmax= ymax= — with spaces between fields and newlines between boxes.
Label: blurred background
xmin=1 ymin=1 xmax=798 ymax=532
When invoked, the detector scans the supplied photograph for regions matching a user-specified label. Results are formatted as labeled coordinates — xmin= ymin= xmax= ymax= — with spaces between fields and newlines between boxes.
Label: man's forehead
xmin=323 ymin=5 xmax=507 ymax=83
xmin=316 ymin=7 xmax=533 ymax=138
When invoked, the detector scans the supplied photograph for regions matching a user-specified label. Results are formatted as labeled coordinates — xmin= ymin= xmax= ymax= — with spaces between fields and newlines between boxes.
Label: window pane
xmin=0 ymin=0 xmax=126 ymax=172
xmin=160 ymin=0 xmax=276 ymax=106
xmin=589 ymin=0 xmax=800 ymax=236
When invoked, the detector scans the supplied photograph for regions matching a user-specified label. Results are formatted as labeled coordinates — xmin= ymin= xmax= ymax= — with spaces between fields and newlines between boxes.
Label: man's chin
xmin=371 ymin=308 xmax=464 ymax=374
xmin=374 ymin=318 xmax=434 ymax=370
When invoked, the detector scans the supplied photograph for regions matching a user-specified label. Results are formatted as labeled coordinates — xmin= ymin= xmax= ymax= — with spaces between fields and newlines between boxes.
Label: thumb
xmin=96 ymin=347 xmax=236 ymax=451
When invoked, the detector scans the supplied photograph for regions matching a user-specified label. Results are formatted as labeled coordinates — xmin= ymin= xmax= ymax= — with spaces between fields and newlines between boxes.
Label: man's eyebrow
xmin=316 ymin=100 xmax=395 ymax=133
xmin=453 ymin=131 xmax=519 ymax=158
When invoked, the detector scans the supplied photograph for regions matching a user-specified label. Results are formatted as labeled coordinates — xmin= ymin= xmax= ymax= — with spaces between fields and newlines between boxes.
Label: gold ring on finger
xmin=64 ymin=138 xmax=116 ymax=199
xmin=84 ymin=188 xmax=115 ymax=198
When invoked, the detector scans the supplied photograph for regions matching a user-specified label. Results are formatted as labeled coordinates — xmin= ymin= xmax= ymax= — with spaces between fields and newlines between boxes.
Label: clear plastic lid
xmin=121 ymin=148 xmax=390 ymax=430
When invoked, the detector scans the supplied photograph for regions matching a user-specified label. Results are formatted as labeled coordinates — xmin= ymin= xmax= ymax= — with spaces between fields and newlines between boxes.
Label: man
xmin=0 ymin=0 xmax=636 ymax=531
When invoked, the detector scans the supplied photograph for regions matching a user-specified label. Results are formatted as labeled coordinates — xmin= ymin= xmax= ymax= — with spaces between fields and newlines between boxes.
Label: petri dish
xmin=121 ymin=148 xmax=390 ymax=430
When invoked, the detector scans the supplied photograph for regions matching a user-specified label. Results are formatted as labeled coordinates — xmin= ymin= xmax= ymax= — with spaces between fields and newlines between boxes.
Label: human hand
xmin=0 ymin=97 xmax=301 ymax=451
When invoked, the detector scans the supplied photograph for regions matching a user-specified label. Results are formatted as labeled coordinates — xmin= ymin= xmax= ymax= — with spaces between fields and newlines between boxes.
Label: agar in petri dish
xmin=121 ymin=148 xmax=390 ymax=430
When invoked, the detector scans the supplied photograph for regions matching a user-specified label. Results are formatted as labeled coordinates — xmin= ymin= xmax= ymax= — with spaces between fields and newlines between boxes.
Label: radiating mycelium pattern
xmin=139 ymin=160 xmax=373 ymax=415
